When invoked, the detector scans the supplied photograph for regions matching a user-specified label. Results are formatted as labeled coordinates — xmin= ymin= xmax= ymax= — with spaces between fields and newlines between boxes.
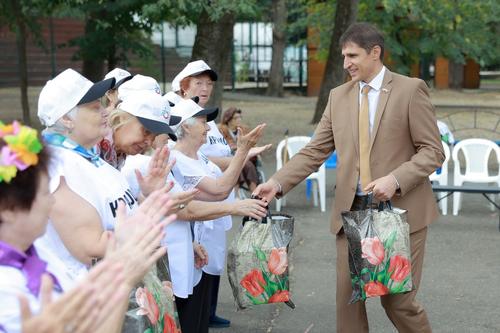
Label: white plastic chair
xmin=451 ymin=138 xmax=500 ymax=215
xmin=429 ymin=141 xmax=451 ymax=214
xmin=275 ymin=136 xmax=326 ymax=212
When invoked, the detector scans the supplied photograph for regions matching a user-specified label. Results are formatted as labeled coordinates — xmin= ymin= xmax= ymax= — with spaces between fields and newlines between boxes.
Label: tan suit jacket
xmin=273 ymin=69 xmax=445 ymax=234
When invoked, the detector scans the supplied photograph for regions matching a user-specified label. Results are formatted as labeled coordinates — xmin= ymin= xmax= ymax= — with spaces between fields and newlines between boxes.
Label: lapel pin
xmin=382 ymin=88 xmax=389 ymax=93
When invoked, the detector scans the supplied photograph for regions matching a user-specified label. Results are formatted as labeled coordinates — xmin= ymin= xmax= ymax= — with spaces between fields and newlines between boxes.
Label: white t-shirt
xmin=36 ymin=146 xmax=137 ymax=280
xmin=0 ymin=244 xmax=76 ymax=333
xmin=121 ymin=154 xmax=201 ymax=298
xmin=199 ymin=121 xmax=232 ymax=158
xmin=170 ymin=149 xmax=234 ymax=275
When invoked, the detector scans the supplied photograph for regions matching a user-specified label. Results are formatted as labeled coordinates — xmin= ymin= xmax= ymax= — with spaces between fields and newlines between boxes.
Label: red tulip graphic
xmin=268 ymin=290 xmax=290 ymax=303
xmin=388 ymin=255 xmax=411 ymax=282
xmin=135 ymin=287 xmax=160 ymax=325
xmin=364 ymin=281 xmax=389 ymax=297
xmin=240 ymin=269 xmax=266 ymax=297
xmin=163 ymin=312 xmax=181 ymax=333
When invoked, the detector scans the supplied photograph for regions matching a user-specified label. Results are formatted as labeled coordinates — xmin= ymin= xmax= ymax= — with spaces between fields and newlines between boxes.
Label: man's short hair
xmin=339 ymin=22 xmax=384 ymax=60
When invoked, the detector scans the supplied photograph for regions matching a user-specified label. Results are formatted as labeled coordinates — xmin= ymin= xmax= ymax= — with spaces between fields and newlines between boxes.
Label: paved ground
xmin=212 ymin=167 xmax=500 ymax=333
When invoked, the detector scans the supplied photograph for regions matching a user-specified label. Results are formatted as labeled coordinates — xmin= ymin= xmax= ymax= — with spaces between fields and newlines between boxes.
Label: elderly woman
xmin=167 ymin=98 xmax=266 ymax=332
xmin=219 ymin=107 xmax=260 ymax=193
xmin=0 ymin=122 xmax=174 ymax=333
xmin=98 ymin=74 xmax=167 ymax=169
xmin=172 ymin=60 xmax=232 ymax=170
xmin=36 ymin=69 xmax=173 ymax=279
xmin=35 ymin=68 xmax=141 ymax=280
xmin=107 ymin=92 xmax=268 ymax=333
xmin=172 ymin=61 xmax=271 ymax=327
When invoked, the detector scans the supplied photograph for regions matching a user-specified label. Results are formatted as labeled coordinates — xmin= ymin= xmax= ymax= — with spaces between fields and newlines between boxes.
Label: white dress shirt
xmin=359 ymin=66 xmax=386 ymax=134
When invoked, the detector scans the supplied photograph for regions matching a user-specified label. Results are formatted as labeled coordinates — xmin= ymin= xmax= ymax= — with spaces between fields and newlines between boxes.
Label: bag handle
xmin=366 ymin=192 xmax=392 ymax=211
xmin=242 ymin=195 xmax=271 ymax=226
xmin=261 ymin=197 xmax=272 ymax=224
xmin=377 ymin=201 xmax=392 ymax=212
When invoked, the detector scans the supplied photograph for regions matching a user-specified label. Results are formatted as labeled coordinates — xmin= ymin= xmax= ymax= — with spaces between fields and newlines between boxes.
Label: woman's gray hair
xmin=42 ymin=106 xmax=79 ymax=135
xmin=174 ymin=117 xmax=198 ymax=140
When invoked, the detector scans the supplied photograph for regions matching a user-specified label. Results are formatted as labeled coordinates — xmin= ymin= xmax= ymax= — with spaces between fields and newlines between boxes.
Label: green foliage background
xmin=307 ymin=0 xmax=500 ymax=74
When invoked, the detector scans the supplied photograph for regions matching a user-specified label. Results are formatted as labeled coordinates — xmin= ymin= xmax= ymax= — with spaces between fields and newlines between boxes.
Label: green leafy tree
xmin=0 ymin=1 xmax=57 ymax=124
xmin=187 ymin=0 xmax=259 ymax=109
xmin=62 ymin=0 xmax=165 ymax=81
xmin=309 ymin=0 xmax=500 ymax=98
xmin=312 ymin=0 xmax=359 ymax=123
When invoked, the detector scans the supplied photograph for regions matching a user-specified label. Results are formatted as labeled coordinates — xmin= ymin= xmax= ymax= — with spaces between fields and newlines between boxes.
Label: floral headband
xmin=0 ymin=121 xmax=43 ymax=183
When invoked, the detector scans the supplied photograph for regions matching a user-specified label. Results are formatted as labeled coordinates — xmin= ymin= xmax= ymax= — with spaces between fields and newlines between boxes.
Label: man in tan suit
xmin=254 ymin=22 xmax=444 ymax=332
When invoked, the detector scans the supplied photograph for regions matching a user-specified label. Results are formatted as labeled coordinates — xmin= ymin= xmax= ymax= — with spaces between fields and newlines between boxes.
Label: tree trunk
xmin=11 ymin=0 xmax=30 ymax=124
xmin=312 ymin=0 xmax=359 ymax=123
xmin=81 ymin=17 xmax=105 ymax=81
xmin=448 ymin=61 xmax=464 ymax=89
xmin=266 ymin=0 xmax=287 ymax=97
xmin=191 ymin=10 xmax=235 ymax=115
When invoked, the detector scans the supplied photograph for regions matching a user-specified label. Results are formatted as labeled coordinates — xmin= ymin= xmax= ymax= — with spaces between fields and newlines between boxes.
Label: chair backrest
xmin=452 ymin=138 xmax=500 ymax=176
xmin=430 ymin=141 xmax=451 ymax=181
xmin=276 ymin=136 xmax=311 ymax=170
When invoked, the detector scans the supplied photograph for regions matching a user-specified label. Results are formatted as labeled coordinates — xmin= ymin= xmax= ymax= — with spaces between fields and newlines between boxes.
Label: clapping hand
xmin=19 ymin=261 xmax=127 ymax=333
xmin=113 ymin=186 xmax=173 ymax=245
xmin=109 ymin=187 xmax=177 ymax=287
xmin=247 ymin=144 xmax=272 ymax=161
xmin=136 ymin=146 xmax=176 ymax=197
xmin=236 ymin=124 xmax=267 ymax=151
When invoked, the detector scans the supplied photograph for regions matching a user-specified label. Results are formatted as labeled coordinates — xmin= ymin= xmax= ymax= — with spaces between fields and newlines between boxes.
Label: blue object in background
xmin=306 ymin=179 xmax=312 ymax=200
xmin=307 ymin=151 xmax=337 ymax=200
xmin=326 ymin=151 xmax=337 ymax=169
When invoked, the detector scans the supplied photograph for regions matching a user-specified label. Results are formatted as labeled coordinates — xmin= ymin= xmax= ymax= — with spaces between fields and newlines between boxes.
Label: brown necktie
xmin=359 ymin=85 xmax=372 ymax=191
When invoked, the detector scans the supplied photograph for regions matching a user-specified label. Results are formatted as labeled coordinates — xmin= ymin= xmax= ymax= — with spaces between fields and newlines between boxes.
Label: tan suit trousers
xmin=336 ymin=226 xmax=431 ymax=332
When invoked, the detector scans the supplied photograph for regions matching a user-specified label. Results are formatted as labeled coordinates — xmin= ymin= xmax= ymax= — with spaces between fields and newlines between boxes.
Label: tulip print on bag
xmin=361 ymin=237 xmax=386 ymax=265
xmin=227 ymin=214 xmax=295 ymax=310
xmin=238 ymin=247 xmax=290 ymax=305
xmin=136 ymin=287 xmax=160 ymax=325
xmin=341 ymin=202 xmax=414 ymax=303
xmin=240 ymin=269 xmax=266 ymax=297
xmin=129 ymin=256 xmax=182 ymax=333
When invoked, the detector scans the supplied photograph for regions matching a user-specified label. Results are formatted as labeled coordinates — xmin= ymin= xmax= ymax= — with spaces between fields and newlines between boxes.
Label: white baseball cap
xmin=117 ymin=91 xmax=180 ymax=141
xmin=104 ymin=68 xmax=133 ymax=89
xmin=118 ymin=74 xmax=161 ymax=101
xmin=169 ymin=98 xmax=219 ymax=132
xmin=171 ymin=60 xmax=218 ymax=92
xmin=162 ymin=91 xmax=183 ymax=107
xmin=38 ymin=68 xmax=115 ymax=127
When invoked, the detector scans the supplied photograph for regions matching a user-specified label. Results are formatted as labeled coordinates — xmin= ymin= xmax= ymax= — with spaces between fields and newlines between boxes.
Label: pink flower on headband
xmin=1 ymin=146 xmax=27 ymax=170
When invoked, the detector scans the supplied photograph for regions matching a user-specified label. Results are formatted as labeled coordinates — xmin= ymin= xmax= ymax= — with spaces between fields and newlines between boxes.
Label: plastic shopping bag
xmin=227 ymin=213 xmax=295 ymax=310
xmin=341 ymin=202 xmax=413 ymax=303
xmin=124 ymin=255 xmax=182 ymax=333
